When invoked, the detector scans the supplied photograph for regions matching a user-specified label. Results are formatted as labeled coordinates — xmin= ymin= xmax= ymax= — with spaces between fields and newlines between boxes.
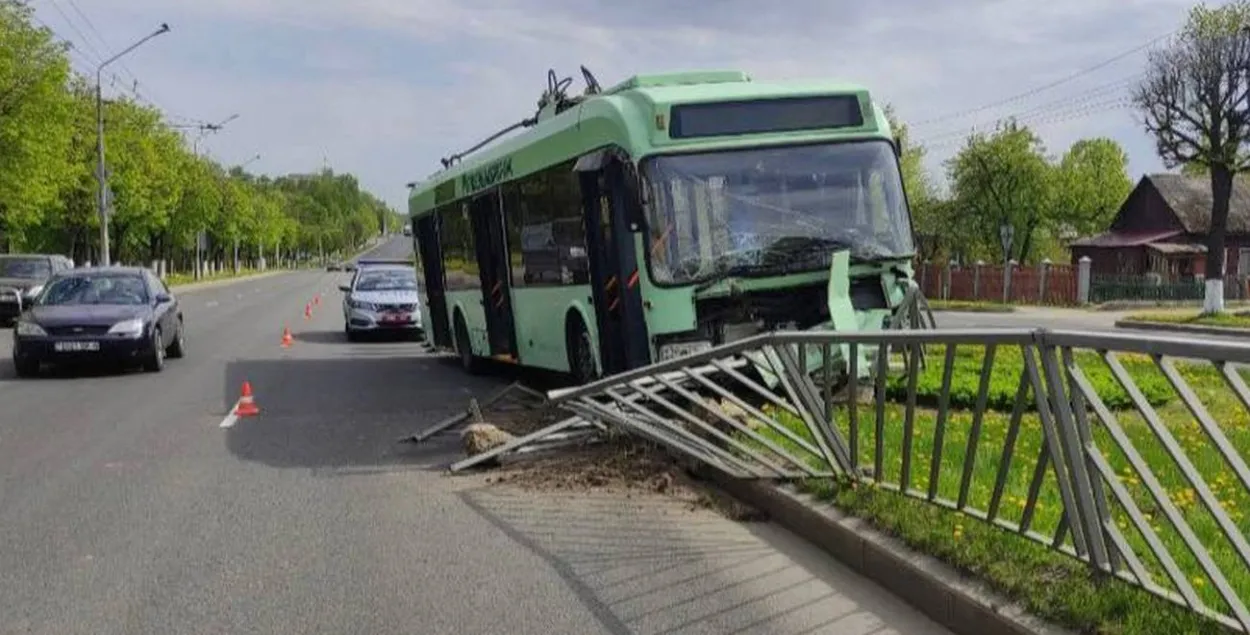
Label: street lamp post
xmin=96 ymin=22 xmax=171 ymax=267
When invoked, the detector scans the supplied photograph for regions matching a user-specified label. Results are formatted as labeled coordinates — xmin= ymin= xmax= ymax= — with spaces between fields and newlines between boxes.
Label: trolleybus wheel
xmin=566 ymin=316 xmax=597 ymax=385
xmin=454 ymin=313 xmax=484 ymax=375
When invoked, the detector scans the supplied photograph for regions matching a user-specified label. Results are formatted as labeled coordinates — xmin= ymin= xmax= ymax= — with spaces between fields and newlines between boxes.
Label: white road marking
xmin=219 ymin=402 xmax=240 ymax=428
xmin=235 ymin=293 xmax=244 ymax=299
xmin=205 ymin=300 xmax=219 ymax=307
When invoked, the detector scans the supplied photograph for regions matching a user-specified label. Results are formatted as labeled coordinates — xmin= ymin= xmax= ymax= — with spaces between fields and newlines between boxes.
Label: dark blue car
xmin=11 ymin=266 xmax=186 ymax=377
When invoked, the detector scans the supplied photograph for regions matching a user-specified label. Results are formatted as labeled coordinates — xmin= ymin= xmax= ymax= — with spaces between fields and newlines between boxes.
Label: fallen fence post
xmin=398 ymin=381 xmax=545 ymax=443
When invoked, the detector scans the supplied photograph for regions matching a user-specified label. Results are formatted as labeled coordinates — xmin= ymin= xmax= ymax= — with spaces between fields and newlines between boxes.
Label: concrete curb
xmin=1115 ymin=319 xmax=1250 ymax=337
xmin=693 ymin=468 xmax=1075 ymax=635
xmin=927 ymin=306 xmax=1016 ymax=314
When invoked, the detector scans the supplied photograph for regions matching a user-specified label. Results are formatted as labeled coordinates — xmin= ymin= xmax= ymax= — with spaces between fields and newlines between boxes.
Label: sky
xmin=30 ymin=0 xmax=1200 ymax=213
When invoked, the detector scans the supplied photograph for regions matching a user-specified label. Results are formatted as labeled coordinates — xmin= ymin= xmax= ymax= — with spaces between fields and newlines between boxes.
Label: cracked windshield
xmin=643 ymin=141 xmax=915 ymax=285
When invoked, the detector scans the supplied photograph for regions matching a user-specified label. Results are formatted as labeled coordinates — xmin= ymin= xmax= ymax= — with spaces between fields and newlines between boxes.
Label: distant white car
xmin=339 ymin=264 xmax=422 ymax=341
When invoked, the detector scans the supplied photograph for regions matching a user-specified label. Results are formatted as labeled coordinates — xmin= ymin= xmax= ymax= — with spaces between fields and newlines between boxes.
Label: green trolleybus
xmin=408 ymin=68 xmax=919 ymax=384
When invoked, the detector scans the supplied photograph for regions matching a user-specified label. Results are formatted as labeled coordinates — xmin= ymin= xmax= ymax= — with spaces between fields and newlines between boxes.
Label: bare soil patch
xmin=466 ymin=394 xmax=767 ymax=522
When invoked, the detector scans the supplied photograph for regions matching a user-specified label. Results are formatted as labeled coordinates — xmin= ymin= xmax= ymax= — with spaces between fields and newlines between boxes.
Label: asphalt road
xmin=0 ymin=238 xmax=949 ymax=635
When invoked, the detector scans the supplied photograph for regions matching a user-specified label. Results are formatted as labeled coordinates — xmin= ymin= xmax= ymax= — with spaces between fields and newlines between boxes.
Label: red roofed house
xmin=1069 ymin=173 xmax=1250 ymax=281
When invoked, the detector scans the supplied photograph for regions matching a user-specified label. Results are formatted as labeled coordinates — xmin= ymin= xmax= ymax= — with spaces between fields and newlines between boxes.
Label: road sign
xmin=999 ymin=224 xmax=1015 ymax=258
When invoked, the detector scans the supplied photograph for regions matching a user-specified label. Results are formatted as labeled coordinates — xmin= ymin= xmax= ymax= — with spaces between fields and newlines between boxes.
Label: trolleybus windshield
xmin=641 ymin=139 xmax=914 ymax=286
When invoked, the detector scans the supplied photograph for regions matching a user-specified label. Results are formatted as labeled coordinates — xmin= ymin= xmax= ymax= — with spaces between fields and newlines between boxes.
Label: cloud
xmin=39 ymin=0 xmax=1196 ymax=210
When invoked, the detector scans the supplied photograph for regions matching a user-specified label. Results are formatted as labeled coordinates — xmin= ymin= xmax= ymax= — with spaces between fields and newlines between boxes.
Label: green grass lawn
xmin=1125 ymin=311 xmax=1250 ymax=330
xmin=164 ymin=267 xmax=270 ymax=288
xmin=732 ymin=344 xmax=1249 ymax=634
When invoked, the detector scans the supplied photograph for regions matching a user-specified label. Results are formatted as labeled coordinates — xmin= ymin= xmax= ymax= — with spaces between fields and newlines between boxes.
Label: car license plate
xmin=658 ymin=340 xmax=713 ymax=362
xmin=381 ymin=312 xmax=409 ymax=324
xmin=54 ymin=341 xmax=100 ymax=352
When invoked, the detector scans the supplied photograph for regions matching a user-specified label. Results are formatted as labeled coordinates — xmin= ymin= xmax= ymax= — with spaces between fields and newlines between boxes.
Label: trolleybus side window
xmin=512 ymin=161 xmax=589 ymax=287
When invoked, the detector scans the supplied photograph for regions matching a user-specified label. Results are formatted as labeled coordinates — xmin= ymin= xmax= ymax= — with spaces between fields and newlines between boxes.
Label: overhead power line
xmin=44 ymin=0 xmax=103 ymax=64
xmin=57 ymin=0 xmax=146 ymax=96
xmin=30 ymin=2 xmax=179 ymax=117
xmin=923 ymin=97 xmax=1133 ymax=152
xmin=915 ymin=75 xmax=1142 ymax=146
xmin=910 ymin=31 xmax=1175 ymax=128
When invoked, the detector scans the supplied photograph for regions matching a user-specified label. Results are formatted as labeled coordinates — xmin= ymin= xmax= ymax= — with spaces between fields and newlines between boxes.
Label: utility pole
xmin=175 ymin=114 xmax=239 ymax=279
xmin=96 ymin=23 xmax=171 ymax=267
xmin=232 ymin=154 xmax=261 ymax=274
xmin=189 ymin=113 xmax=239 ymax=155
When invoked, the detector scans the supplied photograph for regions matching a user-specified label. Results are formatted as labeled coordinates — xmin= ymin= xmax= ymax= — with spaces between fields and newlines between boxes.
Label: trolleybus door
xmin=469 ymin=190 xmax=518 ymax=358
xmin=575 ymin=153 xmax=649 ymax=374
xmin=414 ymin=216 xmax=452 ymax=348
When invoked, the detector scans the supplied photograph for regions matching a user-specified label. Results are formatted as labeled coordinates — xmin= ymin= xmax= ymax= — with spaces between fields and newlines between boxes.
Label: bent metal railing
xmin=545 ymin=328 xmax=1250 ymax=632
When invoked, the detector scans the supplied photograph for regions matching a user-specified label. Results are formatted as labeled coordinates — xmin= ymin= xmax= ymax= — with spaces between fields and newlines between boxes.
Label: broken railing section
xmin=887 ymin=279 xmax=938 ymax=332
xmin=885 ymin=279 xmax=937 ymax=371
xmin=558 ymin=357 xmax=836 ymax=480
xmin=398 ymin=381 xmax=548 ymax=444
xmin=448 ymin=411 xmax=602 ymax=473
xmin=546 ymin=328 xmax=1250 ymax=633
xmin=398 ymin=380 xmax=604 ymax=472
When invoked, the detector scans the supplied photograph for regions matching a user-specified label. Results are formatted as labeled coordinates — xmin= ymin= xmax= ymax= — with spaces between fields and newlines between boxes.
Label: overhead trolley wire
xmin=910 ymin=30 xmax=1175 ymax=129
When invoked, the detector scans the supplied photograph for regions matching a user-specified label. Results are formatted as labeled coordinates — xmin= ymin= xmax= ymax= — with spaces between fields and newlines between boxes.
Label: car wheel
xmin=345 ymin=323 xmax=359 ymax=342
xmin=12 ymin=355 xmax=39 ymax=378
xmin=143 ymin=327 xmax=165 ymax=372
xmin=166 ymin=319 xmax=186 ymax=359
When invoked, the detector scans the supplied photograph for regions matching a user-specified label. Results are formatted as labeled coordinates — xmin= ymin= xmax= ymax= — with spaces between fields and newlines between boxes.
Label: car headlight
xmin=15 ymin=321 xmax=46 ymax=337
xmin=107 ymin=318 xmax=145 ymax=338
xmin=22 ymin=285 xmax=42 ymax=299
xmin=350 ymin=299 xmax=377 ymax=311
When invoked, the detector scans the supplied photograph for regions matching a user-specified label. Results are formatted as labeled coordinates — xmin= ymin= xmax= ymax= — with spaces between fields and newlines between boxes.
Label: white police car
xmin=338 ymin=262 xmax=422 ymax=341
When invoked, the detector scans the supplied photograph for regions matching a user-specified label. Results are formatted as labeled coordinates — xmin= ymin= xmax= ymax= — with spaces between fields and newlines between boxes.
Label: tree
xmin=1053 ymin=138 xmax=1133 ymax=236
xmin=883 ymin=104 xmax=935 ymax=204
xmin=946 ymin=120 xmax=1053 ymax=264
xmin=0 ymin=0 xmax=75 ymax=249
xmin=884 ymin=104 xmax=960 ymax=262
xmin=0 ymin=0 xmax=400 ymax=272
xmin=1133 ymin=0 xmax=1250 ymax=313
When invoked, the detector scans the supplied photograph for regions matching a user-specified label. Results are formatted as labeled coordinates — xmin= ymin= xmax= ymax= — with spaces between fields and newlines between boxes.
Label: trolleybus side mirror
xmin=338 ymin=284 xmax=351 ymax=292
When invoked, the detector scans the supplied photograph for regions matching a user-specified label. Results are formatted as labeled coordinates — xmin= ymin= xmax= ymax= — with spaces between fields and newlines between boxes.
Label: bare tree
xmin=1133 ymin=1 xmax=1250 ymax=313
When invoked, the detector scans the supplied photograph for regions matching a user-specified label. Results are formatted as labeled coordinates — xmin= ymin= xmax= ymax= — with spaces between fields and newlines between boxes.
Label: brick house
xmin=1069 ymin=173 xmax=1250 ymax=280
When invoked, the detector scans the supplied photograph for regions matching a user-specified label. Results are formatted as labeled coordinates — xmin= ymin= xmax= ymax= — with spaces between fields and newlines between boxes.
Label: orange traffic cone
xmin=313 ymin=293 xmax=321 ymax=306
xmin=280 ymin=326 xmax=293 ymax=348
xmin=304 ymin=303 xmax=312 ymax=320
xmin=234 ymin=381 xmax=260 ymax=417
